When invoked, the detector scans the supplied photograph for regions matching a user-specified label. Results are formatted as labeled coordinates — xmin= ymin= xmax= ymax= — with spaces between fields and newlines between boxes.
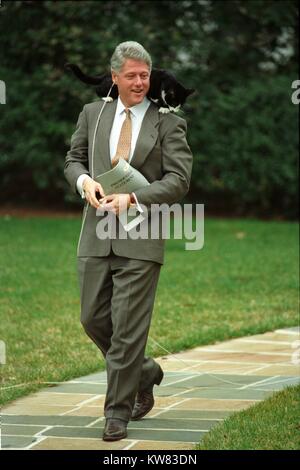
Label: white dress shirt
xmin=76 ymin=96 xmax=151 ymax=199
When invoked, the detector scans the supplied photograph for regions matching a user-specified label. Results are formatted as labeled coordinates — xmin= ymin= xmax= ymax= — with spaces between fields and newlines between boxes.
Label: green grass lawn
xmin=0 ymin=215 xmax=298 ymax=406
xmin=197 ymin=384 xmax=300 ymax=450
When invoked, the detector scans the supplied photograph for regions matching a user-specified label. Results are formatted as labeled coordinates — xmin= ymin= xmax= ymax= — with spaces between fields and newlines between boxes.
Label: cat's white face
xmin=112 ymin=59 xmax=150 ymax=108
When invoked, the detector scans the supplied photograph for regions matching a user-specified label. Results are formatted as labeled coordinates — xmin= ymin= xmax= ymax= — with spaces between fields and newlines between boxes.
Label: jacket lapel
xmin=93 ymin=100 xmax=117 ymax=176
xmin=130 ymin=102 xmax=159 ymax=170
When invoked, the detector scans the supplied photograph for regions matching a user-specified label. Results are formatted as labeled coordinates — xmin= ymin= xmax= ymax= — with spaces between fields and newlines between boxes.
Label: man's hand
xmin=83 ymin=176 xmax=105 ymax=208
xmin=99 ymin=194 xmax=131 ymax=215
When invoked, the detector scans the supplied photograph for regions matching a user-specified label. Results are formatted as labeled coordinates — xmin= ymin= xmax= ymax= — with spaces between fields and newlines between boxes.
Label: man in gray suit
xmin=65 ymin=41 xmax=193 ymax=441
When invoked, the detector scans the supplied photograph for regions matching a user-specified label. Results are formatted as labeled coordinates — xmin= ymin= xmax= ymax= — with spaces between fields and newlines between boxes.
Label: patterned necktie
xmin=111 ymin=108 xmax=132 ymax=167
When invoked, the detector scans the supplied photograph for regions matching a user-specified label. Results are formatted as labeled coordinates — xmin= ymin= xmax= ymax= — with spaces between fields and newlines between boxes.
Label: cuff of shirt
xmin=76 ymin=174 xmax=90 ymax=199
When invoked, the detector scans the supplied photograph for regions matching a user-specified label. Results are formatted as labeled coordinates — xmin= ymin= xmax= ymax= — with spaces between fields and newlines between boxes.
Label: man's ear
xmin=111 ymin=72 xmax=117 ymax=85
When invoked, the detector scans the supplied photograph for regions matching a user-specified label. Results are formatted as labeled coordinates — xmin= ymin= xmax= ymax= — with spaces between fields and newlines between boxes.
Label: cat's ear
xmin=186 ymin=88 xmax=195 ymax=97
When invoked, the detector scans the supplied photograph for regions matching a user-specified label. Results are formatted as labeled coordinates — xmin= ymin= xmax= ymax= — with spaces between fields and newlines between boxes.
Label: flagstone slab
xmin=161 ymin=373 xmax=276 ymax=388
xmin=66 ymin=406 xmax=105 ymax=417
xmin=130 ymin=440 xmax=195 ymax=450
xmin=155 ymin=359 xmax=197 ymax=371
xmin=44 ymin=383 xmax=107 ymax=394
xmin=134 ymin=418 xmax=217 ymax=431
xmin=1 ymin=436 xmax=36 ymax=449
xmin=2 ymin=424 xmax=46 ymax=437
xmin=31 ymin=437 xmax=130 ymax=450
xmin=155 ymin=384 xmax=273 ymax=400
xmin=154 ymin=387 xmax=189 ymax=396
xmin=156 ymin=409 xmax=231 ymax=420
xmin=251 ymin=365 xmax=300 ymax=376
xmin=66 ymin=395 xmax=106 ymax=407
xmin=174 ymin=398 xmax=258 ymax=411
xmin=42 ymin=425 xmax=102 ymax=439
xmin=203 ymin=341 xmax=294 ymax=354
xmin=128 ymin=428 xmax=206 ymax=444
xmin=2 ymin=392 xmax=95 ymax=409
xmin=262 ymin=332 xmax=300 ymax=342
xmin=176 ymin=363 xmax=263 ymax=374
xmin=190 ymin=387 xmax=273 ymax=400
xmin=71 ymin=372 xmax=107 ymax=383
xmin=255 ymin=377 xmax=299 ymax=390
xmin=1 ymin=404 xmax=77 ymax=416
xmin=1 ymin=414 xmax=98 ymax=426
xmin=149 ymin=396 xmax=191 ymax=408
xmin=177 ymin=351 xmax=292 ymax=363
xmin=63 ymin=406 xmax=102 ymax=417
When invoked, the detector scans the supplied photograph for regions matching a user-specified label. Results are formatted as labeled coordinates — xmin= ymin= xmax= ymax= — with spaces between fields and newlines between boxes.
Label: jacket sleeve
xmin=133 ymin=117 xmax=193 ymax=207
xmin=64 ymin=105 xmax=90 ymax=194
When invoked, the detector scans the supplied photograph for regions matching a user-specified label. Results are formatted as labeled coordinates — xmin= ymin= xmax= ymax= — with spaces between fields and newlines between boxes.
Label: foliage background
xmin=0 ymin=0 xmax=298 ymax=218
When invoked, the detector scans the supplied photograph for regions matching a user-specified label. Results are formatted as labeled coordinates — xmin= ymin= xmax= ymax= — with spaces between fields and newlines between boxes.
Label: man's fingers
xmin=90 ymin=199 xmax=100 ymax=209
xmin=98 ymin=194 xmax=129 ymax=215
xmin=99 ymin=197 xmax=114 ymax=206
xmin=85 ymin=190 xmax=100 ymax=208
xmin=96 ymin=185 xmax=105 ymax=198
xmin=100 ymin=193 xmax=115 ymax=202
xmin=98 ymin=184 xmax=105 ymax=197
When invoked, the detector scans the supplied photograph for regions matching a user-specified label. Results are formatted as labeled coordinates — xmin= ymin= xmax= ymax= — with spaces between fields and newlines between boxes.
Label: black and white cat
xmin=65 ymin=63 xmax=194 ymax=113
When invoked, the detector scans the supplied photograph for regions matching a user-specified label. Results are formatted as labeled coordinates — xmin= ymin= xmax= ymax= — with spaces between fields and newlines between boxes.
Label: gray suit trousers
xmin=77 ymin=252 xmax=161 ymax=422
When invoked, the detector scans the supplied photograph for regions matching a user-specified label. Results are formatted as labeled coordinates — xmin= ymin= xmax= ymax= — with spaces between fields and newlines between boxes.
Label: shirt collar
xmin=116 ymin=96 xmax=151 ymax=118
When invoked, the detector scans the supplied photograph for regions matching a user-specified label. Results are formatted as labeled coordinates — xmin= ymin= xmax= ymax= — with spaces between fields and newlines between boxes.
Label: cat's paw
xmin=159 ymin=107 xmax=171 ymax=114
xmin=169 ymin=105 xmax=181 ymax=113
xmin=102 ymin=97 xmax=113 ymax=102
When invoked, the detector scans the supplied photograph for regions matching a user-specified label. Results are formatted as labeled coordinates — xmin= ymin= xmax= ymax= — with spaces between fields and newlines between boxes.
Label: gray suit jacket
xmin=64 ymin=100 xmax=193 ymax=264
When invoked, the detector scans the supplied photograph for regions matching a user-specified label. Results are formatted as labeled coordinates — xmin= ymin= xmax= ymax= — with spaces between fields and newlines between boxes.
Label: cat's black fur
xmin=65 ymin=63 xmax=194 ymax=112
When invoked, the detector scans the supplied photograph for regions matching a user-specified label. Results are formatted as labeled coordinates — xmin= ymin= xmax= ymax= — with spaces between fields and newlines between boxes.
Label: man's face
xmin=112 ymin=59 xmax=150 ymax=107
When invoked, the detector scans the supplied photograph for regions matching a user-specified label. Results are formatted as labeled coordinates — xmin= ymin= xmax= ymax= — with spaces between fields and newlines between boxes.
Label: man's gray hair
xmin=111 ymin=41 xmax=152 ymax=73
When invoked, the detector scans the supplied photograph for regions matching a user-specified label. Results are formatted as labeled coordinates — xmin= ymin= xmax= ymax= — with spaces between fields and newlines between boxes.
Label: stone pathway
xmin=1 ymin=327 xmax=299 ymax=450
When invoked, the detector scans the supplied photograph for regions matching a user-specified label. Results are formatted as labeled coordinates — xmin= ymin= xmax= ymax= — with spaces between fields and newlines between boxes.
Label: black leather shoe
xmin=102 ymin=418 xmax=128 ymax=441
xmin=131 ymin=366 xmax=164 ymax=421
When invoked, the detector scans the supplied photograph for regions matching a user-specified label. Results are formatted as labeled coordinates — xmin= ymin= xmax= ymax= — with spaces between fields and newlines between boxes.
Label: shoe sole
xmin=103 ymin=432 xmax=127 ymax=442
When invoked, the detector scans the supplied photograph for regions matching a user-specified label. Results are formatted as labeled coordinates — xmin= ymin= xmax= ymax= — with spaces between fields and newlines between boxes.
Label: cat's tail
xmin=64 ymin=63 xmax=106 ymax=85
